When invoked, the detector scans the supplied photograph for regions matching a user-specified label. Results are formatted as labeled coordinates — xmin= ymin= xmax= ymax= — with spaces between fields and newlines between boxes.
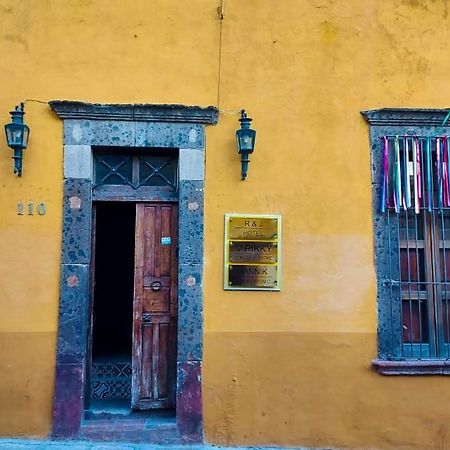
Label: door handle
xmin=150 ymin=281 xmax=162 ymax=291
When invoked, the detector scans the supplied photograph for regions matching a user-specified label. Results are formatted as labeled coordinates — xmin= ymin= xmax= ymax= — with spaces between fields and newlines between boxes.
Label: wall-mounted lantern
xmin=4 ymin=103 xmax=30 ymax=177
xmin=236 ymin=110 xmax=256 ymax=180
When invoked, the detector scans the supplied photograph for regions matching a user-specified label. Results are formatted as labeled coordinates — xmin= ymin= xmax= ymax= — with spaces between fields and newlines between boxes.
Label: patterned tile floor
xmin=90 ymin=359 xmax=132 ymax=401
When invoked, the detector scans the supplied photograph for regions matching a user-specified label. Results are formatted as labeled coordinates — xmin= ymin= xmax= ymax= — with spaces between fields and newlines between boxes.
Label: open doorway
xmin=87 ymin=201 xmax=178 ymax=420
xmin=52 ymin=105 xmax=211 ymax=441
xmin=89 ymin=202 xmax=135 ymax=412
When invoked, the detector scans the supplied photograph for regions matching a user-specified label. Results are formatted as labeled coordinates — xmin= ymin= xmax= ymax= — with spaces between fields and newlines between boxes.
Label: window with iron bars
xmin=363 ymin=108 xmax=450 ymax=375
xmin=92 ymin=147 xmax=178 ymax=192
xmin=390 ymin=209 xmax=450 ymax=359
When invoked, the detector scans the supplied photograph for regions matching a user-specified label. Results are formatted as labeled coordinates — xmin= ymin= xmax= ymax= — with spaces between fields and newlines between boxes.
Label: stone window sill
xmin=373 ymin=359 xmax=450 ymax=375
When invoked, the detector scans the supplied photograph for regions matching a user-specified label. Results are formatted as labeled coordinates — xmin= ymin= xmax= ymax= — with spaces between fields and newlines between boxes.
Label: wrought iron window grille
xmin=138 ymin=155 xmax=177 ymax=189
xmin=383 ymin=208 xmax=450 ymax=360
xmin=363 ymin=109 xmax=450 ymax=373
xmin=93 ymin=149 xmax=178 ymax=191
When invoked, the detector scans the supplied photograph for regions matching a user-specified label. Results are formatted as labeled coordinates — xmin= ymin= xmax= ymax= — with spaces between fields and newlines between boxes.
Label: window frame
xmin=91 ymin=146 xmax=179 ymax=202
xmin=362 ymin=108 xmax=450 ymax=375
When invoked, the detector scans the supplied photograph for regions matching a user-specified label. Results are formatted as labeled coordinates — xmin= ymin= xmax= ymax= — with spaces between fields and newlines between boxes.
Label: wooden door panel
xmin=143 ymin=289 xmax=170 ymax=313
xmin=156 ymin=322 xmax=169 ymax=398
xmin=132 ymin=203 xmax=178 ymax=410
xmin=140 ymin=324 xmax=154 ymax=399
xmin=142 ymin=206 xmax=157 ymax=275
xmin=142 ymin=205 xmax=173 ymax=277
xmin=159 ymin=206 xmax=174 ymax=275
xmin=139 ymin=321 xmax=171 ymax=402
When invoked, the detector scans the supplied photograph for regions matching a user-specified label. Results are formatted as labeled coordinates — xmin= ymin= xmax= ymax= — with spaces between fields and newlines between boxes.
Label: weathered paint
xmin=1 ymin=0 xmax=450 ymax=448
xmin=204 ymin=332 xmax=450 ymax=449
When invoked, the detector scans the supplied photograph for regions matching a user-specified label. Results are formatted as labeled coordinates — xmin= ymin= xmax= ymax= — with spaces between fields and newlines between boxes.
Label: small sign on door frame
xmin=224 ymin=213 xmax=282 ymax=291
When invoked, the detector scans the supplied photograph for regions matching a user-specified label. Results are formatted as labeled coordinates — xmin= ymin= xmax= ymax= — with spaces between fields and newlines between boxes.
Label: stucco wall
xmin=1 ymin=0 xmax=450 ymax=448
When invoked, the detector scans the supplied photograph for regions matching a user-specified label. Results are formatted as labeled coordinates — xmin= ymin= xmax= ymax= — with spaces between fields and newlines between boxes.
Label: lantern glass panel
xmin=12 ymin=129 xmax=23 ymax=144
xmin=5 ymin=123 xmax=29 ymax=148
xmin=237 ymin=129 xmax=256 ymax=152
xmin=22 ymin=126 xmax=29 ymax=147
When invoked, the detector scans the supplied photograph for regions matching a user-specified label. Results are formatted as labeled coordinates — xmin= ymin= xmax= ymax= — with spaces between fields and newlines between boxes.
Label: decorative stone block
xmin=57 ymin=264 xmax=90 ymax=363
xmin=52 ymin=363 xmax=85 ymax=438
xmin=178 ymin=181 xmax=204 ymax=265
xmin=61 ymin=178 xmax=92 ymax=265
xmin=64 ymin=145 xmax=93 ymax=179
xmin=135 ymin=123 xmax=204 ymax=149
xmin=177 ymin=264 xmax=203 ymax=362
xmin=176 ymin=361 xmax=202 ymax=442
xmin=64 ymin=119 xmax=135 ymax=146
xmin=179 ymin=149 xmax=204 ymax=181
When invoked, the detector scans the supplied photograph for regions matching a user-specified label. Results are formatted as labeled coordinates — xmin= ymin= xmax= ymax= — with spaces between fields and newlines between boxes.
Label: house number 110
xmin=17 ymin=201 xmax=47 ymax=216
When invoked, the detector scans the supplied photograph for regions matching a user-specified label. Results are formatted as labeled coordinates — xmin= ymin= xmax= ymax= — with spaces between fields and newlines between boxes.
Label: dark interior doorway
xmin=89 ymin=202 xmax=136 ymax=410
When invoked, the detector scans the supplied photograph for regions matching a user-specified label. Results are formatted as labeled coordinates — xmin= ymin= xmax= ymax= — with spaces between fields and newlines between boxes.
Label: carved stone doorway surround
xmin=49 ymin=101 xmax=218 ymax=442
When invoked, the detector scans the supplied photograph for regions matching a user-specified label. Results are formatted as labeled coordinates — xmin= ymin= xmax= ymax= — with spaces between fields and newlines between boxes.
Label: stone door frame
xmin=49 ymin=101 xmax=218 ymax=441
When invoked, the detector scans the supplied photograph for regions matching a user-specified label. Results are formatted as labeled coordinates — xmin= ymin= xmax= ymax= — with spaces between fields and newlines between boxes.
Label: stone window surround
xmin=362 ymin=108 xmax=450 ymax=376
xmin=49 ymin=101 xmax=218 ymax=441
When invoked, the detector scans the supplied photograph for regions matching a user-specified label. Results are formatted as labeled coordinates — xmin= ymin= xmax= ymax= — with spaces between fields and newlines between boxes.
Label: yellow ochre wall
xmin=1 ymin=0 xmax=450 ymax=448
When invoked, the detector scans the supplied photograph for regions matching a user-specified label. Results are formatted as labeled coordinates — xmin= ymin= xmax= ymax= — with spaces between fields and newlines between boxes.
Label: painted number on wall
xmin=17 ymin=201 xmax=47 ymax=216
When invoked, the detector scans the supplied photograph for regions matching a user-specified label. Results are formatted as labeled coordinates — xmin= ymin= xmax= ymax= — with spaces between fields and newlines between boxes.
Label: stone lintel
xmin=361 ymin=108 xmax=450 ymax=126
xmin=50 ymin=101 xmax=219 ymax=125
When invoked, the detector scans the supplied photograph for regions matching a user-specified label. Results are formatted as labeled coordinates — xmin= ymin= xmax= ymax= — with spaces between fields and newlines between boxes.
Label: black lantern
xmin=4 ymin=103 xmax=30 ymax=177
xmin=236 ymin=110 xmax=256 ymax=180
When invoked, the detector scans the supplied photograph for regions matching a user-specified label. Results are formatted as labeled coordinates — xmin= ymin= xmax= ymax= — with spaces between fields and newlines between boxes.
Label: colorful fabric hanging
xmin=380 ymin=136 xmax=388 ymax=213
xmin=404 ymin=137 xmax=411 ymax=208
xmin=379 ymin=135 xmax=450 ymax=214
xmin=447 ymin=137 xmax=450 ymax=206
xmin=443 ymin=138 xmax=449 ymax=207
xmin=437 ymin=137 xmax=442 ymax=209
xmin=394 ymin=136 xmax=401 ymax=213
xmin=412 ymin=137 xmax=419 ymax=214
xmin=426 ymin=137 xmax=432 ymax=212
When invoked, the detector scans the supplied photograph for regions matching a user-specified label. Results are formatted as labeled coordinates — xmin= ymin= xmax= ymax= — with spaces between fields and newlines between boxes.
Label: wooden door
xmin=132 ymin=203 xmax=178 ymax=410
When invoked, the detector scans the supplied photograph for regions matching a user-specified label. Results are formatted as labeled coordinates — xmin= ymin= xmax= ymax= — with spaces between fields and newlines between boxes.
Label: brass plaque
xmin=224 ymin=214 xmax=281 ymax=290
xmin=228 ymin=265 xmax=278 ymax=288
xmin=228 ymin=217 xmax=278 ymax=240
xmin=229 ymin=241 xmax=278 ymax=263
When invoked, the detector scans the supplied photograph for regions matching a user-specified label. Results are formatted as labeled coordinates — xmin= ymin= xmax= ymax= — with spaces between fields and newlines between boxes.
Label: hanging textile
xmin=379 ymin=135 xmax=450 ymax=214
